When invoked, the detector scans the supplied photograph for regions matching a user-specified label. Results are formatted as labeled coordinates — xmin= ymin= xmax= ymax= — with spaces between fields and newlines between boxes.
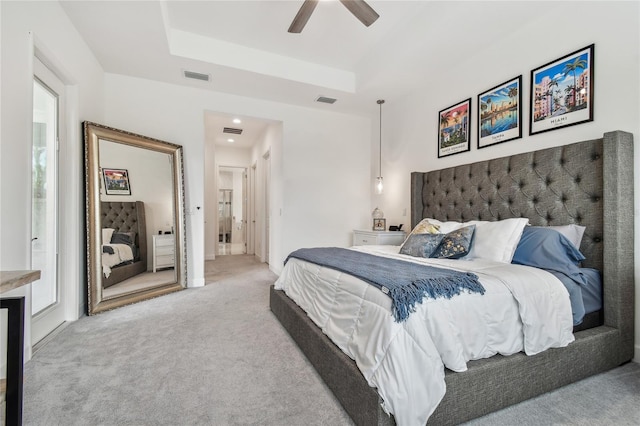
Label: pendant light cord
xmin=377 ymin=99 xmax=384 ymax=177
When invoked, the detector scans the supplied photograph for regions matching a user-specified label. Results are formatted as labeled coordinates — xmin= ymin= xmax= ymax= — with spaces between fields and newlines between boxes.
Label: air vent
xmin=316 ymin=96 xmax=337 ymax=104
xmin=183 ymin=70 xmax=210 ymax=82
xmin=223 ymin=127 xmax=243 ymax=135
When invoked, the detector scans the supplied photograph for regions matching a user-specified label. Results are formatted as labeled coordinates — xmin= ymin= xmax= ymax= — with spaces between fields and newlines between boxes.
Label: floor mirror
xmin=84 ymin=121 xmax=186 ymax=314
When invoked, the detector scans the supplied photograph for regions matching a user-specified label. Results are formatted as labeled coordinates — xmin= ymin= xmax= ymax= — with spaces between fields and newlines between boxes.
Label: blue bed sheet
xmin=547 ymin=268 xmax=602 ymax=326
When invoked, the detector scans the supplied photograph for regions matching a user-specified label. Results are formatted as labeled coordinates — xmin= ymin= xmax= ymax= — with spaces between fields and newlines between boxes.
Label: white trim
xmin=189 ymin=277 xmax=205 ymax=288
xmin=27 ymin=33 xmax=82 ymax=359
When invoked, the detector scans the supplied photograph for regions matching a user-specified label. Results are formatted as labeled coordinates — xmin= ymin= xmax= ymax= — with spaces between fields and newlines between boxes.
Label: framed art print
xmin=530 ymin=44 xmax=594 ymax=135
xmin=438 ymin=98 xmax=471 ymax=158
xmin=102 ymin=168 xmax=131 ymax=195
xmin=478 ymin=75 xmax=522 ymax=149
xmin=373 ymin=218 xmax=386 ymax=231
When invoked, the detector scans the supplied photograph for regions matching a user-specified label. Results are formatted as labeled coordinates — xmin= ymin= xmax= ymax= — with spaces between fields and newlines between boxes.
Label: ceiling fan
xmin=288 ymin=0 xmax=380 ymax=33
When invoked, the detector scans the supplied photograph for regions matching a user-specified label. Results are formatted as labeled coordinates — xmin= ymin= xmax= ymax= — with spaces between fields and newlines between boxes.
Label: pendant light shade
xmin=376 ymin=99 xmax=385 ymax=194
xmin=376 ymin=176 xmax=383 ymax=194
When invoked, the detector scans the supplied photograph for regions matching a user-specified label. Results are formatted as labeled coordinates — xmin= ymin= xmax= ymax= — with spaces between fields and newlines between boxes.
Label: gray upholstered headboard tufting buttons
xmin=411 ymin=130 xmax=634 ymax=362
xmin=412 ymin=136 xmax=607 ymax=269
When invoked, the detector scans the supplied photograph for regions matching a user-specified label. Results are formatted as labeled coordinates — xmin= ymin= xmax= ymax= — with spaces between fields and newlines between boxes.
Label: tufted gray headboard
xmin=414 ymin=135 xmax=608 ymax=269
xmin=411 ymin=130 xmax=634 ymax=359
xmin=101 ymin=201 xmax=147 ymax=267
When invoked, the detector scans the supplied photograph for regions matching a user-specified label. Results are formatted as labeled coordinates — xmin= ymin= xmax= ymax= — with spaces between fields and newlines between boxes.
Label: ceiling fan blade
xmin=339 ymin=0 xmax=380 ymax=27
xmin=288 ymin=0 xmax=319 ymax=33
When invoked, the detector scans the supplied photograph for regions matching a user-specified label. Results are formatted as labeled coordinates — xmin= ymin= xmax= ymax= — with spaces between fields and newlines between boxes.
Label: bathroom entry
xmin=217 ymin=166 xmax=247 ymax=255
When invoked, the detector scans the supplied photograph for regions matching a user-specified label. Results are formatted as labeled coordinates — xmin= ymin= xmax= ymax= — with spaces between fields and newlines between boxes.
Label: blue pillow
xmin=399 ymin=233 xmax=445 ymax=258
xmin=431 ymin=225 xmax=476 ymax=259
xmin=512 ymin=226 xmax=587 ymax=286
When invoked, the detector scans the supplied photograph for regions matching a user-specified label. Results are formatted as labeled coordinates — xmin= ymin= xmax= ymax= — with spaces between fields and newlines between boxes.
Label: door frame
xmin=216 ymin=165 xmax=248 ymax=256
xmin=28 ymin=39 xmax=82 ymax=354
xmin=262 ymin=149 xmax=271 ymax=264
xmin=30 ymin=57 xmax=65 ymax=346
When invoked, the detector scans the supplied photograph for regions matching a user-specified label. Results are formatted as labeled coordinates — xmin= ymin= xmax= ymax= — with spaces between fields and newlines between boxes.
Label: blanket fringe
xmin=390 ymin=275 xmax=485 ymax=322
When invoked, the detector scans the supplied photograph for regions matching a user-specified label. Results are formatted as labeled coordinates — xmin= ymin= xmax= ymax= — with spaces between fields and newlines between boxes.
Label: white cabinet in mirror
xmin=153 ymin=234 xmax=175 ymax=272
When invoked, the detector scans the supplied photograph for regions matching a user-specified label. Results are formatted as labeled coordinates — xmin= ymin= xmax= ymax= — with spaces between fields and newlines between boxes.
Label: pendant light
xmin=376 ymin=99 xmax=385 ymax=194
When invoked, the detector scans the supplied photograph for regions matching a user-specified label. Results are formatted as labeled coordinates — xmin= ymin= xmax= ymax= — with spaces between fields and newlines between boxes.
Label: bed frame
xmin=101 ymin=201 xmax=148 ymax=288
xmin=270 ymin=130 xmax=634 ymax=425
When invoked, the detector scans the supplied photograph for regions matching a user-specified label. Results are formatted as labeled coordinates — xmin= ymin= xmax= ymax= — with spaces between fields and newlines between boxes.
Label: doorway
xmin=263 ymin=150 xmax=271 ymax=264
xmin=217 ymin=166 xmax=247 ymax=256
xmin=30 ymin=57 xmax=66 ymax=344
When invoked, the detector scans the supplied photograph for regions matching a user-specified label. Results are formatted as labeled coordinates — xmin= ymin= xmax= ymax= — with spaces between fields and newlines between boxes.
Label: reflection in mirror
xmin=84 ymin=122 xmax=186 ymax=315
xmin=217 ymin=166 xmax=247 ymax=256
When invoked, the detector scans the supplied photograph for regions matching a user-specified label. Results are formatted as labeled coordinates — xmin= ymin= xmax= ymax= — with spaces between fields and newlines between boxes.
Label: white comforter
xmin=274 ymin=245 xmax=574 ymax=426
xmin=101 ymin=243 xmax=134 ymax=278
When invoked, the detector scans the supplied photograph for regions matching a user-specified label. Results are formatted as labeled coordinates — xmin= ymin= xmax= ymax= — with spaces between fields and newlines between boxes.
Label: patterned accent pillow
xmin=410 ymin=218 xmax=441 ymax=235
xmin=431 ymin=225 xmax=476 ymax=259
xmin=399 ymin=219 xmax=441 ymax=252
xmin=399 ymin=233 xmax=445 ymax=258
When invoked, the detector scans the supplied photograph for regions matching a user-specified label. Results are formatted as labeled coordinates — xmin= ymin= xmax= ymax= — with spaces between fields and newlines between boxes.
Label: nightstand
xmin=353 ymin=230 xmax=406 ymax=246
xmin=152 ymin=234 xmax=175 ymax=272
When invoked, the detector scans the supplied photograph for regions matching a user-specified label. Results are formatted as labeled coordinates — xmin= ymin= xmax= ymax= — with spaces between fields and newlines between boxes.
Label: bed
xmin=101 ymin=201 xmax=148 ymax=288
xmin=269 ymin=130 xmax=635 ymax=425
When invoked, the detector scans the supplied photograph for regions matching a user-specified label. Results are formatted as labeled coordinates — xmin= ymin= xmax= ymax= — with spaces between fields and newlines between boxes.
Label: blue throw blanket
xmin=285 ymin=247 xmax=484 ymax=322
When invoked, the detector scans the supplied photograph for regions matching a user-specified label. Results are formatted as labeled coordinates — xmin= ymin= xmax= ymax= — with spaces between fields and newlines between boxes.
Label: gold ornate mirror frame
xmin=84 ymin=122 xmax=186 ymax=314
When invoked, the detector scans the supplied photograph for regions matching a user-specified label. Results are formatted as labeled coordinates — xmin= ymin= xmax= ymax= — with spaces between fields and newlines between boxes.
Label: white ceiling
xmin=59 ymin=0 xmax=542 ymax=147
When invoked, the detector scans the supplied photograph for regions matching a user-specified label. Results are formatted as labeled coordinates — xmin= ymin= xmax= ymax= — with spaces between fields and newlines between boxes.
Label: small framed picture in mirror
xmin=102 ymin=168 xmax=131 ymax=195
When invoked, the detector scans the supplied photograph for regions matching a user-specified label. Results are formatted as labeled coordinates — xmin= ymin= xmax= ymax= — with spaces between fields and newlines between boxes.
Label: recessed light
xmin=227 ymin=138 xmax=235 ymax=143
xmin=232 ymin=118 xmax=242 ymax=124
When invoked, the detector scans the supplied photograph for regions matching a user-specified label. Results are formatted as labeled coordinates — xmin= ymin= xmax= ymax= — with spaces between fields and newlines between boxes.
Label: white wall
xmin=0 ymin=0 xmax=104 ymax=361
xmin=104 ymin=73 xmax=371 ymax=283
xmin=372 ymin=2 xmax=640 ymax=361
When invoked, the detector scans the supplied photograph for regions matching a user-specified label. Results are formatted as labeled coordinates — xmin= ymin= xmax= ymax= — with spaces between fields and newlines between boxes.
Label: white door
xmin=31 ymin=58 xmax=66 ymax=344
xmin=263 ymin=151 xmax=271 ymax=264
xmin=242 ymin=169 xmax=248 ymax=254
xmin=248 ymin=163 xmax=257 ymax=255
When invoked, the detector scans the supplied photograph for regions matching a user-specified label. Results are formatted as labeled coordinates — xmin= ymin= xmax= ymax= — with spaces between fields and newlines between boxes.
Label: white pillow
xmin=548 ymin=224 xmax=586 ymax=249
xmin=464 ymin=218 xmax=529 ymax=263
xmin=102 ymin=228 xmax=115 ymax=244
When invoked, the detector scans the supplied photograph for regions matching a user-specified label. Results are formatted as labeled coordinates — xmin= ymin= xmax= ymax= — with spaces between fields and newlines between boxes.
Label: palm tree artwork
xmin=530 ymin=45 xmax=593 ymax=134
xmin=562 ymin=56 xmax=587 ymax=109
xmin=507 ymin=86 xmax=518 ymax=106
xmin=440 ymin=111 xmax=451 ymax=129
xmin=547 ymin=77 xmax=560 ymax=114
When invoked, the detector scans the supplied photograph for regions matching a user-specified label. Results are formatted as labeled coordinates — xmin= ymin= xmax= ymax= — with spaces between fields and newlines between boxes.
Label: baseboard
xmin=188 ymin=277 xmax=205 ymax=288
xmin=32 ymin=321 xmax=70 ymax=356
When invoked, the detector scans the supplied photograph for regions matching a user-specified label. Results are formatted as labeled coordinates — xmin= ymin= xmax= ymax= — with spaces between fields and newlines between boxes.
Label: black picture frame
xmin=102 ymin=168 xmax=132 ymax=195
xmin=373 ymin=218 xmax=386 ymax=231
xmin=530 ymin=44 xmax=594 ymax=135
xmin=438 ymin=98 xmax=471 ymax=158
xmin=477 ymin=75 xmax=522 ymax=149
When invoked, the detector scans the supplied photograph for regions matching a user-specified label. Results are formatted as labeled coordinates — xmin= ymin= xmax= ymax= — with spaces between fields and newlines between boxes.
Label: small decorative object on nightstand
xmin=372 ymin=207 xmax=385 ymax=231
xmin=353 ymin=229 xmax=406 ymax=246
xmin=153 ymin=234 xmax=175 ymax=272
